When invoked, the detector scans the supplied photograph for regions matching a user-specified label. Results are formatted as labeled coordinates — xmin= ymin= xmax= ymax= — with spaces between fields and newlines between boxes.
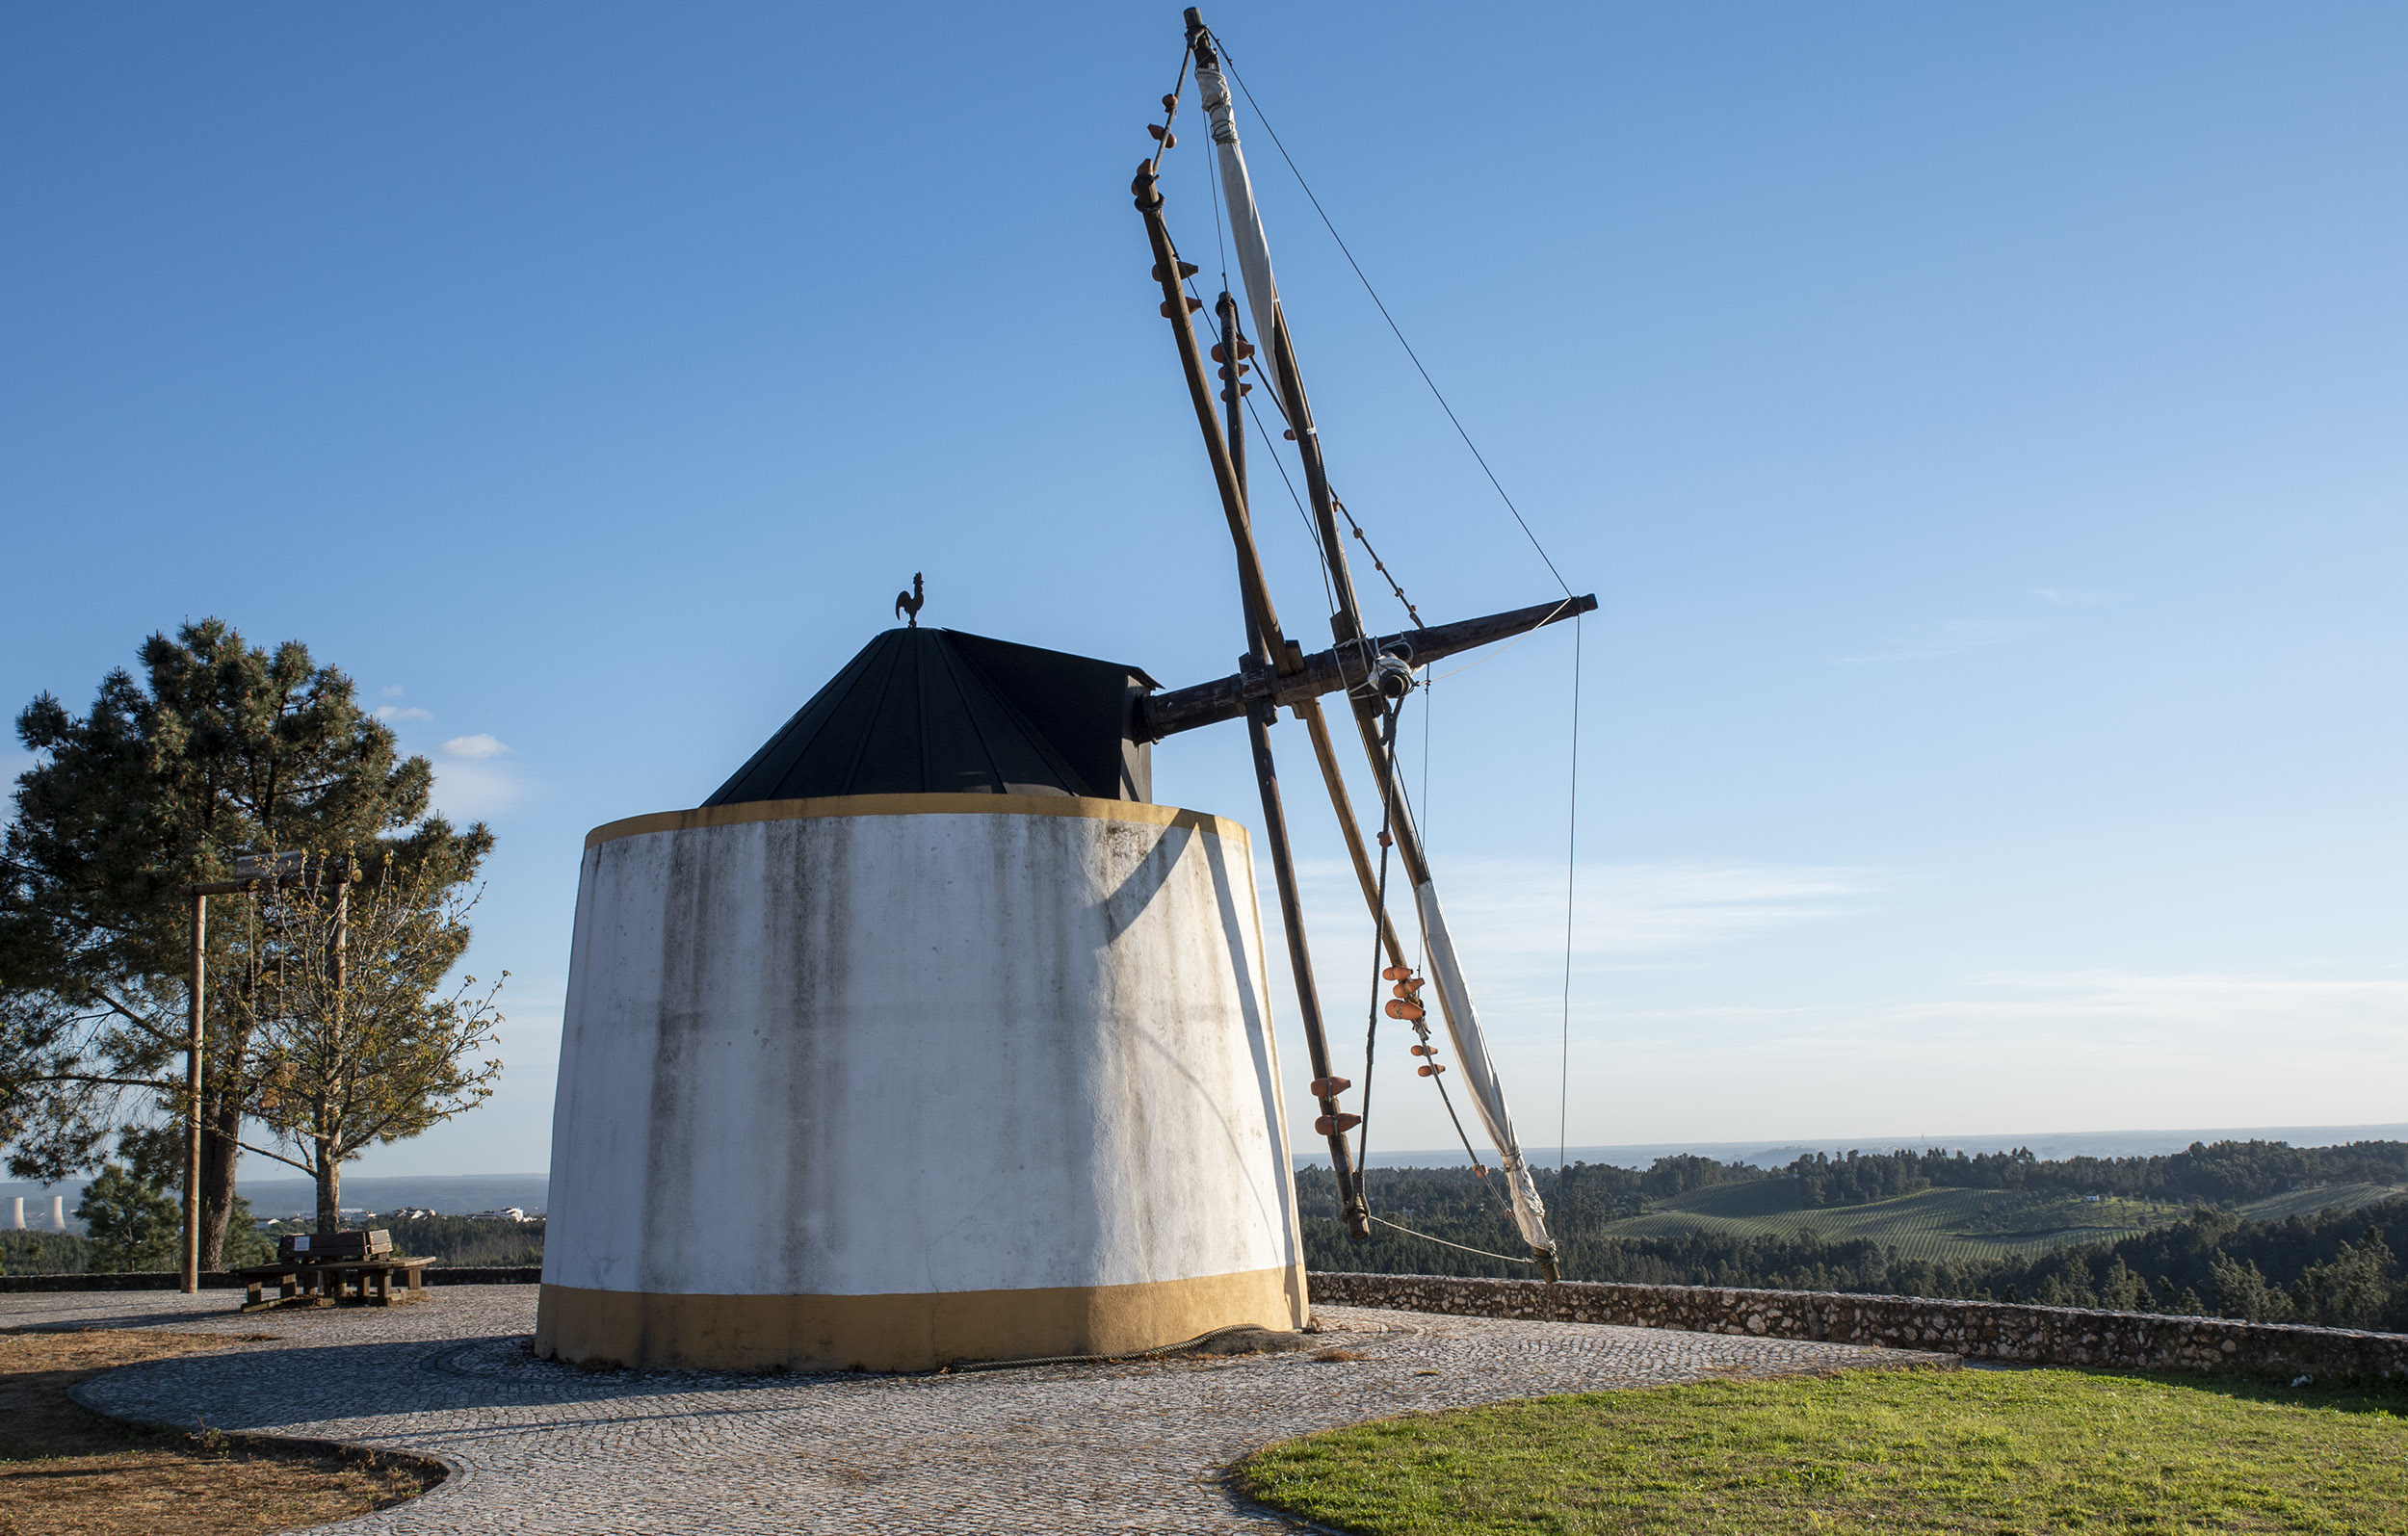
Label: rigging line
xmin=1145 ymin=46 xmax=1193 ymax=177
xmin=1418 ymin=671 xmax=1430 ymax=976
xmin=1239 ymin=379 xmax=1337 ymax=611
xmin=1331 ymin=494 xmax=1424 ymax=629
xmin=1205 ymin=124 xmax=1230 ymax=291
xmin=1211 ymin=39 xmax=1572 ymax=599
xmin=1367 ymin=1213 xmax=1536 ymax=1266
xmin=1353 ymin=694 xmax=1405 ymax=1186
xmin=1204 ymin=261 xmax=1420 ymax=629
xmin=1425 ymin=595 xmax=1579 ymax=684
xmin=1559 ymin=609 xmax=1582 ymax=1179
xmin=1359 ymin=685 xmax=1501 ymax=1201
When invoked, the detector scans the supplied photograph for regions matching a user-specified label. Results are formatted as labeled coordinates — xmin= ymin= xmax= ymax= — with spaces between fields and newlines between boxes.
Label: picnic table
xmin=235 ymin=1229 xmax=434 ymax=1311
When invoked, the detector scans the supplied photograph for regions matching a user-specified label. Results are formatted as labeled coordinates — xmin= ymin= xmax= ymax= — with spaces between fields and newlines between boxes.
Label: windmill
xmin=536 ymin=10 xmax=1589 ymax=1374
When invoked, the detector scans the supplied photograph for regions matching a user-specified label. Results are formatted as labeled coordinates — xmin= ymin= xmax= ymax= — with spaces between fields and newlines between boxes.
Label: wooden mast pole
xmin=1139 ymin=164 xmax=1369 ymax=1238
xmin=1186 ymin=11 xmax=1563 ymax=1276
xmin=182 ymin=891 xmax=204 ymax=1293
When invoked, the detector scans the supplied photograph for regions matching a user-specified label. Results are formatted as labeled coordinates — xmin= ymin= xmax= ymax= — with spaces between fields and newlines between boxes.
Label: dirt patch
xmin=0 ymin=1327 xmax=441 ymax=1536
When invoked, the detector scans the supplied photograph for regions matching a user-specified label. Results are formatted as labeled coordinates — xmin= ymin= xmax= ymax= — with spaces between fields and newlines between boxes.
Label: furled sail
xmin=1191 ymin=23 xmax=1558 ymax=1269
xmin=1192 ymin=52 xmax=1283 ymax=393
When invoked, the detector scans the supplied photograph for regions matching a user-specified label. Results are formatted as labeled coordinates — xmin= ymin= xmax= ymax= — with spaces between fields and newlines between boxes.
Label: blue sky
xmin=5 ymin=3 xmax=2402 ymax=1175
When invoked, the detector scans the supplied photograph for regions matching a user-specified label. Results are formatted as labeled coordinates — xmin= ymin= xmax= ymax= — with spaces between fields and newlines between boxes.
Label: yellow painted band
xmin=584 ymin=794 xmax=1249 ymax=852
xmin=534 ymin=1263 xmax=1309 ymax=1372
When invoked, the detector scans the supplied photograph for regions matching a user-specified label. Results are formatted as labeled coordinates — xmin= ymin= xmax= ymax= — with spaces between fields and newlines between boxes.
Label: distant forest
xmin=1302 ymin=1139 xmax=2408 ymax=1332
xmin=1778 ymin=1139 xmax=2408 ymax=1208
xmin=2 ymin=1211 xmax=542 ymax=1275
xmin=11 ymin=1139 xmax=2402 ymax=1334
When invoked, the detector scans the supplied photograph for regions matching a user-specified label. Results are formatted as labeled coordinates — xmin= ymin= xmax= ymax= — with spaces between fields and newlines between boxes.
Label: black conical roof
xmin=704 ymin=628 xmax=1158 ymax=806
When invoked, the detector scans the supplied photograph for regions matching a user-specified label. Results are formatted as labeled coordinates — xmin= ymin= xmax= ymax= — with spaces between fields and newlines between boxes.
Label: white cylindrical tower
xmin=10 ymin=1196 xmax=21 ymax=1230
xmin=537 ymin=792 xmax=1304 ymax=1372
xmin=50 ymin=1194 xmax=65 ymax=1231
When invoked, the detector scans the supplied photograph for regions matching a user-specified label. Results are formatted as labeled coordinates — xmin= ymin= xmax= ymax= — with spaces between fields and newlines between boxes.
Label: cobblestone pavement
xmin=11 ymin=1287 xmax=1948 ymax=1533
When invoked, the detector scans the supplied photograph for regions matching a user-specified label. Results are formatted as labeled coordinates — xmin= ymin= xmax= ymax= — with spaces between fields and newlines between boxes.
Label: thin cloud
xmin=1831 ymin=618 xmax=2030 ymax=664
xmin=430 ymin=759 xmax=528 ymax=819
xmin=1600 ymin=970 xmax=2408 ymax=1058
xmin=441 ymin=734 xmax=511 ymax=760
xmin=380 ymin=684 xmax=406 ymax=697
xmin=376 ymin=705 xmax=433 ymax=723
xmin=1294 ymin=855 xmax=1883 ymax=981
xmin=2033 ymin=586 xmax=2115 ymax=608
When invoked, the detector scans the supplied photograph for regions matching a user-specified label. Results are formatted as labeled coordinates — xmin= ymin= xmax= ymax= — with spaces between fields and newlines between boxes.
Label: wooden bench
xmin=235 ymin=1229 xmax=434 ymax=1310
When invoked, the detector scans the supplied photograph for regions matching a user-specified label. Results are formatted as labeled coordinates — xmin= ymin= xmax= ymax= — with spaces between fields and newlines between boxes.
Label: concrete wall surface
xmin=1310 ymin=1272 xmax=2408 ymax=1380
xmin=543 ymin=798 xmax=1301 ymax=1316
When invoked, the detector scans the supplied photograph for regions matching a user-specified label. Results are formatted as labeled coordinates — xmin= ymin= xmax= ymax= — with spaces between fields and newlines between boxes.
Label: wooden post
xmin=1137 ymin=164 xmax=1370 ymax=1238
xmin=183 ymin=892 xmax=205 ymax=1294
xmin=1217 ymin=291 xmax=1247 ymax=507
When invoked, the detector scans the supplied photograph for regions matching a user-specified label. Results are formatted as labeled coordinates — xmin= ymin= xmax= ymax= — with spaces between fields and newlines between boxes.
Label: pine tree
xmin=2 ymin=620 xmax=490 ymax=1263
xmin=2209 ymin=1252 xmax=2292 ymax=1322
xmin=2290 ymin=1228 xmax=2395 ymax=1329
xmin=75 ymin=1163 xmax=179 ymax=1272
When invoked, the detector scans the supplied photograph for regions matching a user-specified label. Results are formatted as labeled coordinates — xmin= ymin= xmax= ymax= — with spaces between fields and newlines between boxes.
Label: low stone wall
xmin=1309 ymin=1271 xmax=2408 ymax=1382
xmin=0 ymin=1264 xmax=541 ymax=1292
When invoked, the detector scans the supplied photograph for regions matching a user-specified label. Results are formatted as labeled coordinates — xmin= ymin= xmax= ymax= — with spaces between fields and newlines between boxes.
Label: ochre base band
xmin=534 ymin=1263 xmax=1309 ymax=1372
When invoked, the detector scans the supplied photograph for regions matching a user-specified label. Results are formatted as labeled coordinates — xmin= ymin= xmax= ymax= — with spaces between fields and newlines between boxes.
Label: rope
xmin=1353 ymin=695 xmax=1404 ymax=1180
xmin=1419 ymin=672 xmax=1431 ymax=976
xmin=1205 ymin=117 xmax=1228 ymax=290
xmin=1212 ymin=39 xmax=1572 ymax=599
xmin=1331 ymin=494 xmax=1424 ymax=628
xmin=1145 ymin=46 xmax=1192 ymax=178
xmin=1355 ymin=684 xmax=1507 ymax=1212
xmin=1559 ymin=609 xmax=1582 ymax=1176
xmin=1241 ymin=382 xmax=1337 ymax=611
xmin=1368 ymin=1214 xmax=1537 ymax=1266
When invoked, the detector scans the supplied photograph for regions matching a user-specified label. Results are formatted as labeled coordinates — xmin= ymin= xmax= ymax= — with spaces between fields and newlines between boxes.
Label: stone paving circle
xmin=6 ymin=1285 xmax=1949 ymax=1532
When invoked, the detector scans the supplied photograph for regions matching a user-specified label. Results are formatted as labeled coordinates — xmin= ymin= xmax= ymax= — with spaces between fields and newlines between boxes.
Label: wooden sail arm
xmin=1135 ymin=593 xmax=1595 ymax=741
xmin=1134 ymin=153 xmax=1373 ymax=1241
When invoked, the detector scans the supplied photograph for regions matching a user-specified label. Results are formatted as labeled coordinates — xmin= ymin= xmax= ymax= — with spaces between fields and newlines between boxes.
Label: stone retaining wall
xmin=12 ymin=1264 xmax=2403 ymax=1382
xmin=0 ymin=1264 xmax=541 ymax=1292
xmin=1309 ymin=1271 xmax=2408 ymax=1382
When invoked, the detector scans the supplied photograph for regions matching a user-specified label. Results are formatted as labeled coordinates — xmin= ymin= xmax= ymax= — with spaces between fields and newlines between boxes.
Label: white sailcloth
xmin=1197 ymin=43 xmax=1557 ymax=1264
xmin=1413 ymin=880 xmax=1555 ymax=1257
xmin=1194 ymin=55 xmax=1285 ymax=384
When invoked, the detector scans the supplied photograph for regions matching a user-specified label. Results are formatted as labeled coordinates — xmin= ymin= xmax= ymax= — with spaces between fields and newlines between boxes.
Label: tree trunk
xmin=198 ymin=1085 xmax=243 ymax=1268
xmin=314 ymin=1132 xmax=340 ymax=1234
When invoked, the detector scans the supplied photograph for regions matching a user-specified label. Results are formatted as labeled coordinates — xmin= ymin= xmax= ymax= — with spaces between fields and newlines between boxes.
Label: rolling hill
xmin=1593 ymin=1179 xmax=2408 ymax=1263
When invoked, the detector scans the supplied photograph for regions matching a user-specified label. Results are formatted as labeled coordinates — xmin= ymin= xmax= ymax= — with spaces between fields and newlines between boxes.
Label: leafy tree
xmin=0 ymin=1229 xmax=92 ymax=1276
xmin=241 ymin=853 xmax=505 ymax=1233
xmin=75 ymin=1162 xmax=179 ymax=1272
xmin=1 ymin=620 xmax=490 ymax=1264
xmin=2097 ymin=1258 xmax=2153 ymax=1312
xmin=2290 ymin=1228 xmax=2395 ymax=1330
xmin=1639 ymin=1155 xmax=1761 ymax=1200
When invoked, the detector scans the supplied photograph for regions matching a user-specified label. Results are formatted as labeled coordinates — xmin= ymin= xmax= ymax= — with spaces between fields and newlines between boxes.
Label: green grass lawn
xmin=1598 ymin=1184 xmax=2181 ymax=1261
xmin=1233 ymin=1367 xmax=2408 ymax=1534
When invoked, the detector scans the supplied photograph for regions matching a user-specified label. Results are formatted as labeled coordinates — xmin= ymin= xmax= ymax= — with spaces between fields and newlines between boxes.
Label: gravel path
xmin=11 ymin=1286 xmax=1948 ymax=1533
